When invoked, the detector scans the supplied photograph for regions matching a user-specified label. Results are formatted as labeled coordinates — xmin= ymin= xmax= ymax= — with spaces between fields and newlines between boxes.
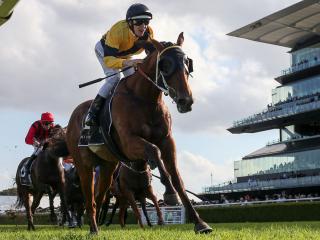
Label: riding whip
xmin=78 ymin=66 xmax=133 ymax=88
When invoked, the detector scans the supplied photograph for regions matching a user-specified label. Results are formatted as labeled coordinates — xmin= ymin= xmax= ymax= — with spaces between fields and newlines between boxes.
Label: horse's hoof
xmin=89 ymin=225 xmax=99 ymax=234
xmin=50 ymin=215 xmax=58 ymax=223
xmin=68 ymin=223 xmax=76 ymax=229
xmin=163 ymin=193 xmax=180 ymax=205
xmin=194 ymin=221 xmax=212 ymax=234
xmin=157 ymin=221 xmax=164 ymax=226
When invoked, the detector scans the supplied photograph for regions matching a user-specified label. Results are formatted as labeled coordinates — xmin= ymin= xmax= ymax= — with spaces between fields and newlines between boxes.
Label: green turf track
xmin=0 ymin=222 xmax=320 ymax=240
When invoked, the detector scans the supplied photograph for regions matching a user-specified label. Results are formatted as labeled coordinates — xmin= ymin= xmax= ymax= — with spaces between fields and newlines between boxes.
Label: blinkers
xmin=158 ymin=47 xmax=194 ymax=77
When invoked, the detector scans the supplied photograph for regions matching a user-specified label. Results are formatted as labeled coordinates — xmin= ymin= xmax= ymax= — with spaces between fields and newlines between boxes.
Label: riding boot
xmin=85 ymin=94 xmax=106 ymax=126
xmin=25 ymin=154 xmax=36 ymax=175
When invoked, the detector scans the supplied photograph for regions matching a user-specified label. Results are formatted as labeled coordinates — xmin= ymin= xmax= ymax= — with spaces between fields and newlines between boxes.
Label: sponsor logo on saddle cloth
xmin=20 ymin=159 xmax=35 ymax=186
xmin=78 ymin=79 xmax=129 ymax=163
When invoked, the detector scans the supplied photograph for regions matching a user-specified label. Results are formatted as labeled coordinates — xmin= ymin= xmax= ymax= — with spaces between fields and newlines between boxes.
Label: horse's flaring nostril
xmin=177 ymin=96 xmax=193 ymax=107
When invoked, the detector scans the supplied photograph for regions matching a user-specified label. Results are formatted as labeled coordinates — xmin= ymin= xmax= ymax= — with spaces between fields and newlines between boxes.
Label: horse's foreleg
xmin=98 ymin=191 xmax=110 ymax=226
xmin=107 ymin=196 xmax=119 ymax=226
xmin=24 ymin=192 xmax=35 ymax=231
xmin=58 ymin=181 xmax=73 ymax=228
xmin=155 ymin=155 xmax=178 ymax=205
xmin=76 ymin=202 xmax=84 ymax=228
xmin=31 ymin=191 xmax=44 ymax=214
xmin=140 ymin=197 xmax=151 ymax=227
xmin=159 ymin=136 xmax=212 ymax=234
xmin=122 ymin=136 xmax=174 ymax=195
xmin=118 ymin=202 xmax=126 ymax=228
xmin=123 ymin=190 xmax=144 ymax=229
xmin=77 ymin=165 xmax=97 ymax=233
xmin=48 ymin=191 xmax=57 ymax=223
xmin=95 ymin=163 xmax=117 ymax=226
xmin=146 ymin=187 xmax=164 ymax=225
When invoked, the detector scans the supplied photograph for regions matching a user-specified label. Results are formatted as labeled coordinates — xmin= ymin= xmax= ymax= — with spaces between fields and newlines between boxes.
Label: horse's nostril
xmin=177 ymin=97 xmax=193 ymax=106
xmin=177 ymin=98 xmax=186 ymax=106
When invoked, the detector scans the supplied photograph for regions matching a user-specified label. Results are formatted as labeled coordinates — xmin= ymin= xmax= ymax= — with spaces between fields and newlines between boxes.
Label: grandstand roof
xmin=227 ymin=0 xmax=320 ymax=48
xmin=243 ymin=135 xmax=320 ymax=159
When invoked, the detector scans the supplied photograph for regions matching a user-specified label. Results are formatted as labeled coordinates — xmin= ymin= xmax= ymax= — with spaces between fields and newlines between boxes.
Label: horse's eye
xmin=159 ymin=57 xmax=175 ymax=76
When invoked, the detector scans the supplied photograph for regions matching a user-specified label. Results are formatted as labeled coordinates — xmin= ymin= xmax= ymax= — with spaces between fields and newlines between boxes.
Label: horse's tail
xmin=15 ymin=187 xmax=24 ymax=209
xmin=15 ymin=158 xmax=28 ymax=208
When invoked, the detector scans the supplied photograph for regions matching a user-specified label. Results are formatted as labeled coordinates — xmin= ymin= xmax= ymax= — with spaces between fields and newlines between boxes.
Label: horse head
xmin=46 ymin=125 xmax=69 ymax=157
xmin=138 ymin=32 xmax=194 ymax=113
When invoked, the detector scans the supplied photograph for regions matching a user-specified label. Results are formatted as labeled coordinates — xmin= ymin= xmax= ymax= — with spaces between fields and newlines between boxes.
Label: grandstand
xmin=199 ymin=0 xmax=320 ymax=202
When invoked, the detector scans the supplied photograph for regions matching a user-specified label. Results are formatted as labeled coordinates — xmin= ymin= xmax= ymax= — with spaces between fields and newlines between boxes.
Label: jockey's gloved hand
xmin=33 ymin=140 xmax=40 ymax=148
xmin=123 ymin=59 xmax=143 ymax=68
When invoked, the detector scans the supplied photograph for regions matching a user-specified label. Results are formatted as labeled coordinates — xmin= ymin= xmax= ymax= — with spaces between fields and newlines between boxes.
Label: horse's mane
xmin=50 ymin=125 xmax=65 ymax=140
xmin=136 ymin=40 xmax=174 ymax=58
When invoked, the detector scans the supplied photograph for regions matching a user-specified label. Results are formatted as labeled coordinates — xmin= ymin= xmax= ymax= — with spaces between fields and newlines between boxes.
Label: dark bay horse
xmin=16 ymin=125 xmax=72 ymax=230
xmin=66 ymin=33 xmax=212 ymax=234
xmin=63 ymin=166 xmax=85 ymax=228
xmin=99 ymin=162 xmax=164 ymax=228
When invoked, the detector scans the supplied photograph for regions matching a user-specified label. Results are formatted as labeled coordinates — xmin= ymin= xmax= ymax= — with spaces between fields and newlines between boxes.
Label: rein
xmin=120 ymin=162 xmax=148 ymax=174
xmin=137 ymin=45 xmax=183 ymax=101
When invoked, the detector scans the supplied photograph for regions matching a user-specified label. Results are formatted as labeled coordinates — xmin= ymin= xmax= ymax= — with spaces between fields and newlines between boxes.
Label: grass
xmin=0 ymin=222 xmax=320 ymax=240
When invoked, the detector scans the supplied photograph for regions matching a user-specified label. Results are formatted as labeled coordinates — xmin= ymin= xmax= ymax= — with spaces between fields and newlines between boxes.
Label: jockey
xmin=85 ymin=3 xmax=153 ymax=126
xmin=21 ymin=112 xmax=55 ymax=185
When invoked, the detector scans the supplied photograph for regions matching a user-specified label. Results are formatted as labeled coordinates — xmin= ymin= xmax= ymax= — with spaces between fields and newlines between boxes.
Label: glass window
xmin=236 ymin=149 xmax=320 ymax=177
xmin=272 ymin=75 xmax=320 ymax=104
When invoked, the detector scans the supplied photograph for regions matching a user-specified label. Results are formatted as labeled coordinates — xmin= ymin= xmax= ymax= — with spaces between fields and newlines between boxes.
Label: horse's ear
xmin=177 ymin=32 xmax=184 ymax=46
xmin=150 ymin=39 xmax=165 ymax=52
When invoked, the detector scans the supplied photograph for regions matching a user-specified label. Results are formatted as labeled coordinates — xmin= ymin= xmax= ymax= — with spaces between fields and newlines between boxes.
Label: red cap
xmin=41 ymin=112 xmax=54 ymax=122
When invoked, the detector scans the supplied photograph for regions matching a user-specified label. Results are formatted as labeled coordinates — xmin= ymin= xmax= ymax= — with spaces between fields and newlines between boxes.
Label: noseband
xmin=137 ymin=45 xmax=189 ymax=102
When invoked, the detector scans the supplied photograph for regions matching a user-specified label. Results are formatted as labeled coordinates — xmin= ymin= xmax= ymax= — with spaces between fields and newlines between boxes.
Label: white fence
xmin=140 ymin=206 xmax=185 ymax=225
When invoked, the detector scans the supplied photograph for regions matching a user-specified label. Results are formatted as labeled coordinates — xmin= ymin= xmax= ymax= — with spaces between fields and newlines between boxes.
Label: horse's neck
xmin=126 ymin=57 xmax=162 ymax=105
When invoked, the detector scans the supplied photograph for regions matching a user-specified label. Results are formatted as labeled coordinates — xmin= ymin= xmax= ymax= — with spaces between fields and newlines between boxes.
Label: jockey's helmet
xmin=126 ymin=3 xmax=152 ymax=21
xmin=41 ymin=112 xmax=54 ymax=122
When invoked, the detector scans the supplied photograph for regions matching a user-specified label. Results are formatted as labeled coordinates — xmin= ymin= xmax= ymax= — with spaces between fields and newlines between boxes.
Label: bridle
xmin=137 ymin=45 xmax=190 ymax=102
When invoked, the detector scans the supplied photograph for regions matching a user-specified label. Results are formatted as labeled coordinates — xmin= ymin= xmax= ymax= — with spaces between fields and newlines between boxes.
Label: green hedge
xmin=0 ymin=213 xmax=54 ymax=225
xmin=1 ymin=202 xmax=320 ymax=225
xmin=195 ymin=201 xmax=320 ymax=223
xmin=0 ymin=211 xmax=138 ymax=226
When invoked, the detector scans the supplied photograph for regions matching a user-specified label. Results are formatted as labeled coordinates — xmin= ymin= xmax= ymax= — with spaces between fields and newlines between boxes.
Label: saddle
xmin=78 ymin=79 xmax=131 ymax=163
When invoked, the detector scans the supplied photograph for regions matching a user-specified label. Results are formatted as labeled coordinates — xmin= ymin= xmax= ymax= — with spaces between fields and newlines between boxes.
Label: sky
xmin=0 ymin=0 xmax=301 ymax=198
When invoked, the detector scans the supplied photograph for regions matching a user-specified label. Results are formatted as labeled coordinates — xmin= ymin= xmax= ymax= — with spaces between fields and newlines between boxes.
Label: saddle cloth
xmin=78 ymin=78 xmax=131 ymax=163
xmin=20 ymin=158 xmax=34 ymax=187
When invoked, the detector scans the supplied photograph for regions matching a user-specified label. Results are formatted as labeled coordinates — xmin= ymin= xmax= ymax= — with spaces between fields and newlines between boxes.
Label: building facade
xmin=200 ymin=0 xmax=320 ymax=201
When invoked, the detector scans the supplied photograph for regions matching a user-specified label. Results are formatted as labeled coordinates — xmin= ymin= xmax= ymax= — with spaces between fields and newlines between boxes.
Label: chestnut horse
xmin=16 ymin=125 xmax=72 ymax=230
xmin=66 ymin=33 xmax=212 ymax=234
